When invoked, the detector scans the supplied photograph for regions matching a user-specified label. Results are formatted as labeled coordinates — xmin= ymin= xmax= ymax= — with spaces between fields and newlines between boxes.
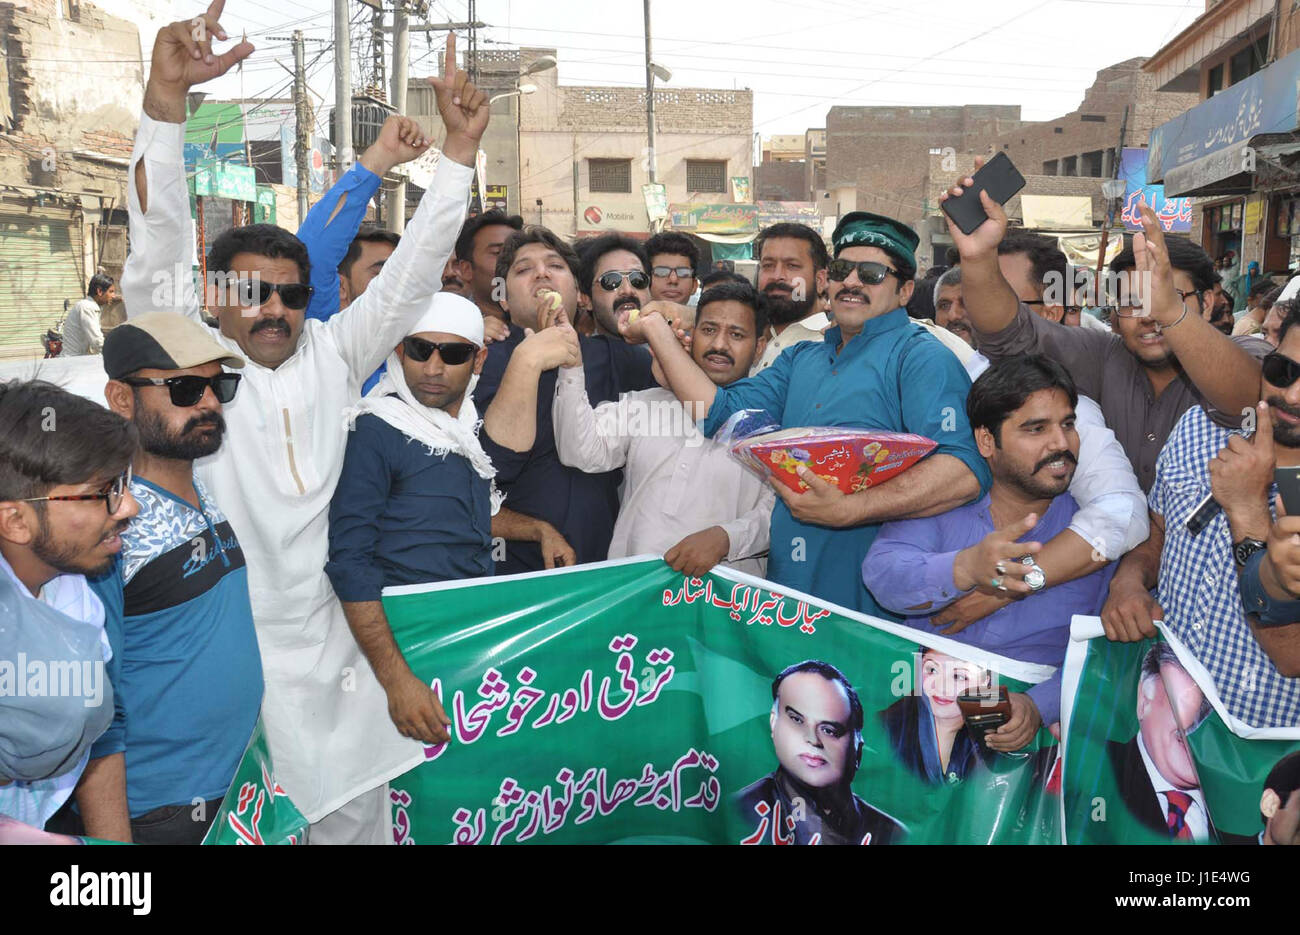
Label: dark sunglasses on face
xmin=826 ymin=258 xmax=902 ymax=285
xmin=652 ymin=266 xmax=694 ymax=279
xmin=1263 ymin=352 xmax=1300 ymax=388
xmin=19 ymin=465 xmax=133 ymax=515
xmin=402 ymin=336 xmax=477 ymax=365
xmin=237 ymin=279 xmax=314 ymax=310
xmin=120 ymin=372 xmax=241 ymax=407
xmin=597 ymin=270 xmax=650 ymax=291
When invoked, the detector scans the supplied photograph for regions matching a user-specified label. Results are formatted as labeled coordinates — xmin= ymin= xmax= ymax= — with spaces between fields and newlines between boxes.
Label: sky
xmin=203 ymin=0 xmax=1207 ymax=143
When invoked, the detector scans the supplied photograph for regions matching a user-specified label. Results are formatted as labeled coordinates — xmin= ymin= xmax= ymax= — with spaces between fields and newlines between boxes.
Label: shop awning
xmin=1148 ymin=47 xmax=1300 ymax=197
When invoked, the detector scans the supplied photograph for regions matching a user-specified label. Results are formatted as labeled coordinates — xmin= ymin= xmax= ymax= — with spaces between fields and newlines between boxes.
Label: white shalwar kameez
xmin=122 ymin=114 xmax=472 ymax=842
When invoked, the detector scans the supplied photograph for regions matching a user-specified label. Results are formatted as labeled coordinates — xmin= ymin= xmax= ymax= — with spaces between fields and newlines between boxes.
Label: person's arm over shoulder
xmin=974 ymin=301 xmax=1111 ymax=400
xmin=700 ymin=340 xmax=796 ymax=437
xmin=326 ymin=415 xmax=395 ymax=604
xmin=900 ymin=337 xmax=991 ymax=501
xmin=297 ymin=162 xmax=383 ymax=322
xmin=552 ymin=366 xmax=633 ymax=472
xmin=122 ymin=113 xmax=202 ymax=323
xmin=1201 ymin=334 xmax=1271 ymax=430
xmin=323 ymin=157 xmax=473 ymax=380
xmin=862 ymin=514 xmax=965 ymax=614
xmin=1067 ymin=395 xmax=1150 ymax=560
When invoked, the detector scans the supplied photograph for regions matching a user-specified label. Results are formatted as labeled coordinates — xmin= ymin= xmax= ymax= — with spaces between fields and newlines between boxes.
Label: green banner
xmin=201 ymin=719 xmax=307 ymax=845
xmin=382 ymin=558 xmax=1061 ymax=845
xmin=1061 ymin=618 xmax=1300 ymax=845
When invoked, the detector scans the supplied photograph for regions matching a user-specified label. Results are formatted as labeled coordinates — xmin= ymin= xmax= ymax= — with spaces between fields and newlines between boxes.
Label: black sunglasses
xmin=121 ymin=373 xmax=241 ymax=407
xmin=19 ymin=465 xmax=133 ymax=516
xmin=1263 ymin=352 xmax=1300 ymax=388
xmin=237 ymin=279 xmax=314 ymax=311
xmin=402 ymin=336 xmax=477 ymax=365
xmin=597 ymin=270 xmax=650 ymax=291
xmin=652 ymin=265 xmax=694 ymax=279
xmin=826 ymin=258 xmax=902 ymax=285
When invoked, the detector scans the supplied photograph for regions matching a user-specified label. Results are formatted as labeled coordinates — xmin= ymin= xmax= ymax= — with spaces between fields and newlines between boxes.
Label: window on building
xmin=1207 ymin=63 xmax=1224 ymax=97
xmin=1080 ymin=114 xmax=1107 ymax=123
xmin=1053 ymin=127 xmax=1063 ymax=134
xmin=1062 ymin=155 xmax=1078 ymax=177
xmin=588 ymin=158 xmax=632 ymax=194
xmin=1081 ymin=150 xmax=1104 ymax=177
xmin=686 ymin=159 xmax=728 ymax=193
xmin=1043 ymin=160 xmax=1059 ymax=175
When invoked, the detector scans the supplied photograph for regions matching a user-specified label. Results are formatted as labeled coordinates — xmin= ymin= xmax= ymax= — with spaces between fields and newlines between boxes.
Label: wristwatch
xmin=1233 ymin=537 xmax=1267 ymax=569
xmin=1021 ymin=556 xmax=1046 ymax=593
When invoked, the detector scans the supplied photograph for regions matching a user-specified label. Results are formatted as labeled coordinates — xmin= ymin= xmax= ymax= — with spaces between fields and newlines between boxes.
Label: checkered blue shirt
xmin=1151 ymin=407 xmax=1300 ymax=728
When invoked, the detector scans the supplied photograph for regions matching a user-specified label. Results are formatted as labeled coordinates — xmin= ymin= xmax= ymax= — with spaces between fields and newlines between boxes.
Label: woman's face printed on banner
xmin=920 ymin=650 xmax=991 ymax=725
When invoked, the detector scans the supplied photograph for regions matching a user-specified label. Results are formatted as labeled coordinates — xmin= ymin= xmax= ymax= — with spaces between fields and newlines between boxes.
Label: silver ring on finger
xmin=990 ymin=576 xmax=1004 ymax=590
xmin=995 ymin=561 xmax=1007 ymax=575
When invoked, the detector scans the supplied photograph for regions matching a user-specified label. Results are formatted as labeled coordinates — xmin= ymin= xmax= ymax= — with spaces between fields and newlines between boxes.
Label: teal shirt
xmin=703 ymin=307 xmax=991 ymax=617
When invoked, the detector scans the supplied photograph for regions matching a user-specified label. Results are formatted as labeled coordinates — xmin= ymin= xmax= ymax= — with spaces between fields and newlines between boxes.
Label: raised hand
xmin=1209 ymin=401 xmax=1275 ymax=535
xmin=428 ymin=32 xmax=489 ymax=166
xmin=1131 ymin=198 xmax=1183 ymax=325
xmin=360 ymin=115 xmax=433 ymax=177
xmin=144 ymin=0 xmax=254 ymax=122
xmin=938 ymin=156 xmax=1006 ymax=262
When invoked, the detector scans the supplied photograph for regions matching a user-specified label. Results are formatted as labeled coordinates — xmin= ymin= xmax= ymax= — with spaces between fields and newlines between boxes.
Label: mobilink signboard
xmin=1148 ymin=47 xmax=1300 ymax=196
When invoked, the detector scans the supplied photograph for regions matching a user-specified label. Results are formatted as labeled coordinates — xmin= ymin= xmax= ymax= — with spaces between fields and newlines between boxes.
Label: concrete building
xmin=404 ymin=46 xmax=753 ymax=239
xmin=823 ymin=104 xmax=1024 ymax=228
xmin=0 ymin=0 xmax=165 ymax=357
xmin=992 ymin=58 xmax=1195 ymax=180
xmin=1145 ymin=0 xmax=1300 ymax=275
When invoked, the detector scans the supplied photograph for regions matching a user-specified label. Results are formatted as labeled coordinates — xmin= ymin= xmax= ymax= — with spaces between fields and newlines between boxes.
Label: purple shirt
xmin=862 ymin=492 xmax=1114 ymax=725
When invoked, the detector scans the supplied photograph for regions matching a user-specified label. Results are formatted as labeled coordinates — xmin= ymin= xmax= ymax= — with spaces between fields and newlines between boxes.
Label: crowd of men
xmin=2 ymin=6 xmax=1299 ymax=846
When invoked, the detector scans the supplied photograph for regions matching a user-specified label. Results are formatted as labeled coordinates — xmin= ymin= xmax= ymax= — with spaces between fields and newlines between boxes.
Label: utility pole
xmin=333 ymin=0 xmax=353 ymax=172
xmin=293 ymin=30 xmax=310 ymax=223
xmin=468 ymin=0 xmax=478 ymax=83
xmin=1094 ymin=104 xmax=1129 ymax=284
xmin=372 ymin=5 xmax=386 ymax=97
xmin=389 ymin=0 xmax=409 ymax=233
xmin=643 ymin=0 xmax=657 ymax=185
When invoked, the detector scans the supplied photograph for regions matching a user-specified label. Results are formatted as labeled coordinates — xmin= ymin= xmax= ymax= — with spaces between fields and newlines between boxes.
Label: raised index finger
xmin=444 ymin=31 xmax=457 ymax=82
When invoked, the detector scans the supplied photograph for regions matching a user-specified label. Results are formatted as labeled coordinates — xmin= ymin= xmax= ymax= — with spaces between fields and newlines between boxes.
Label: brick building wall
xmin=990 ymin=58 xmax=1197 ymax=177
xmin=756 ymin=159 xmax=807 ymax=201
xmin=825 ymin=103 xmax=1023 ymax=225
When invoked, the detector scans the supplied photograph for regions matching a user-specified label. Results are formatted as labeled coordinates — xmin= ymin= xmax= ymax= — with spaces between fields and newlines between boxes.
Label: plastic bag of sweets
xmin=717 ymin=410 xmax=937 ymax=496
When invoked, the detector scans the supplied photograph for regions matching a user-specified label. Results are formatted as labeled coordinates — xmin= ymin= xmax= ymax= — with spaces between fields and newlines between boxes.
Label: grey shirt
xmin=975 ymin=302 xmax=1270 ymax=492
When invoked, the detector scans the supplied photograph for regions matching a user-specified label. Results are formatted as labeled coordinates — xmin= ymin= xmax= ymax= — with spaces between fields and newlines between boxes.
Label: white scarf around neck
xmin=342 ymin=351 xmax=504 ymax=514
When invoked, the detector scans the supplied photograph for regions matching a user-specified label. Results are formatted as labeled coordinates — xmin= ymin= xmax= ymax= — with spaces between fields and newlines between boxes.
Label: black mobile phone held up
xmin=1276 ymin=466 xmax=1300 ymax=516
xmin=941 ymin=152 xmax=1027 ymax=235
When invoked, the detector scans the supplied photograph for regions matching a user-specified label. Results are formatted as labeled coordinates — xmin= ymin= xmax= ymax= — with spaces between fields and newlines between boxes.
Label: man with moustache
xmin=74 ymin=313 xmax=261 ymax=845
xmin=752 ymin=222 xmax=973 ymax=375
xmin=933 ymin=266 xmax=973 ymax=347
xmin=622 ymin=211 xmax=989 ymax=617
xmin=553 ymin=280 xmax=775 ymax=577
xmin=865 ymin=356 xmax=1116 ymax=747
xmin=578 ymin=233 xmax=652 ymax=340
xmin=473 ymin=227 xmax=657 ymax=574
xmin=749 ymin=223 xmax=830 ymax=375
xmin=1107 ymin=643 xmax=1216 ymax=842
xmin=120 ymin=11 xmax=486 ymax=841
xmin=0 ymin=380 xmax=138 ymax=839
xmin=946 ymin=165 xmax=1266 ymax=493
xmin=328 ymin=293 xmax=523 ymax=747
xmin=736 ymin=660 xmax=904 ymax=845
xmin=1101 ymin=310 xmax=1300 ymax=728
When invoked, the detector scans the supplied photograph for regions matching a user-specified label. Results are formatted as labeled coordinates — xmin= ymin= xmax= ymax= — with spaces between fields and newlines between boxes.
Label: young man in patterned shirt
xmin=87 ymin=312 xmax=263 ymax=844
xmin=1102 ymin=304 xmax=1300 ymax=729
